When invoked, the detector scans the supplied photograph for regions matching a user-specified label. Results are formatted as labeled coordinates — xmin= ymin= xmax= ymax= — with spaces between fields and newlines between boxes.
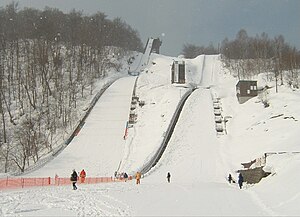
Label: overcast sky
xmin=1 ymin=0 xmax=299 ymax=56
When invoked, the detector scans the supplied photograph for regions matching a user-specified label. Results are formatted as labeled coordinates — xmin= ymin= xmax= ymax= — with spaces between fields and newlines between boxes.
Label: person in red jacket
xmin=80 ymin=169 xmax=86 ymax=183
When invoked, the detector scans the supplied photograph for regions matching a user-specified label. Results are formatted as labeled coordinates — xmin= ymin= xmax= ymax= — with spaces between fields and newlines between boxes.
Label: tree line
xmin=0 ymin=3 xmax=143 ymax=173
xmin=182 ymin=29 xmax=300 ymax=88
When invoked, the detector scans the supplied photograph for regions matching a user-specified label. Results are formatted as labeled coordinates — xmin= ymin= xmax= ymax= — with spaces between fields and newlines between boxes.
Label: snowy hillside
xmin=1 ymin=53 xmax=300 ymax=216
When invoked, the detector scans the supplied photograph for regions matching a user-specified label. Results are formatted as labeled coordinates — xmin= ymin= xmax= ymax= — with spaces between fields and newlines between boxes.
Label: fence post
xmin=21 ymin=178 xmax=24 ymax=188
xmin=48 ymin=177 xmax=51 ymax=185
xmin=6 ymin=176 xmax=8 ymax=187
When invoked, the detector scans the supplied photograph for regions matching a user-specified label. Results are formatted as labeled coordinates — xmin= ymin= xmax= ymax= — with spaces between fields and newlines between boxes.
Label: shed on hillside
xmin=236 ymin=80 xmax=258 ymax=104
xmin=171 ymin=60 xmax=185 ymax=84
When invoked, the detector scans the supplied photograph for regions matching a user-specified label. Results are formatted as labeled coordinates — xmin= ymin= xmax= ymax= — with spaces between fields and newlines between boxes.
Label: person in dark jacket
xmin=238 ymin=173 xmax=244 ymax=189
xmin=124 ymin=172 xmax=128 ymax=182
xmin=228 ymin=174 xmax=232 ymax=183
xmin=70 ymin=169 xmax=78 ymax=190
xmin=167 ymin=172 xmax=171 ymax=183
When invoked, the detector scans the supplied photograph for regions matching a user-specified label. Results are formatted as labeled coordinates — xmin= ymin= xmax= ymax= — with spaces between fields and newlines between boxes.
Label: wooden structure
xmin=236 ymin=80 xmax=258 ymax=104
xmin=212 ymin=97 xmax=224 ymax=135
xmin=171 ymin=60 xmax=185 ymax=84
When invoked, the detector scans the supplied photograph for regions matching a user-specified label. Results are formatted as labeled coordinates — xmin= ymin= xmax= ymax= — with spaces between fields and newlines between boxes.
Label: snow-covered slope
xmin=2 ymin=53 xmax=300 ymax=216
xmin=27 ymin=76 xmax=137 ymax=178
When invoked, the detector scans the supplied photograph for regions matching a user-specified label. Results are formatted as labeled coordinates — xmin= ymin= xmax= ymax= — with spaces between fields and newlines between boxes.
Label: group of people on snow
xmin=70 ymin=169 xmax=86 ymax=190
xmin=135 ymin=171 xmax=171 ymax=184
xmin=70 ymin=169 xmax=244 ymax=190
xmin=114 ymin=171 xmax=171 ymax=185
xmin=114 ymin=171 xmax=129 ymax=181
xmin=68 ymin=169 xmax=173 ymax=190
xmin=228 ymin=173 xmax=244 ymax=189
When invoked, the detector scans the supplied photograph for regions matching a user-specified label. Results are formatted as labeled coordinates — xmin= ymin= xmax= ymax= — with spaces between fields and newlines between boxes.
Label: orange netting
xmin=0 ymin=176 xmax=131 ymax=190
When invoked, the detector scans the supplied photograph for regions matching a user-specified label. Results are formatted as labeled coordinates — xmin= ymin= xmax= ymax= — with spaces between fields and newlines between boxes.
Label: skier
xmin=70 ymin=169 xmax=78 ymax=190
xmin=238 ymin=173 xmax=244 ymax=189
xmin=80 ymin=169 xmax=86 ymax=183
xmin=167 ymin=172 xmax=171 ymax=183
xmin=135 ymin=171 xmax=141 ymax=184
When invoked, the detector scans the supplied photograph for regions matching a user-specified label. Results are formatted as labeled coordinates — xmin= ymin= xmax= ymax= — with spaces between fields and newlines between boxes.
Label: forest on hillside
xmin=182 ymin=29 xmax=300 ymax=88
xmin=0 ymin=3 xmax=143 ymax=173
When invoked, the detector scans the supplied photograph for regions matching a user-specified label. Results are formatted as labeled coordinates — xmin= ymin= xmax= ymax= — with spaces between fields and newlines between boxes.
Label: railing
xmin=241 ymin=152 xmax=300 ymax=169
xmin=0 ymin=176 xmax=131 ymax=190
xmin=265 ymin=151 xmax=300 ymax=164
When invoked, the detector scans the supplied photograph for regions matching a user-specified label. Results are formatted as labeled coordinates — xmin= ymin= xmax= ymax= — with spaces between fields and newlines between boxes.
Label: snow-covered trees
xmin=182 ymin=43 xmax=219 ymax=58
xmin=181 ymin=28 xmax=299 ymax=84
xmin=220 ymin=29 xmax=300 ymax=87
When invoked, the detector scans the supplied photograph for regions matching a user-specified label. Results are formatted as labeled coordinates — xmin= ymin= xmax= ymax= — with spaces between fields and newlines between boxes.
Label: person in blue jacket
xmin=238 ymin=173 xmax=244 ymax=189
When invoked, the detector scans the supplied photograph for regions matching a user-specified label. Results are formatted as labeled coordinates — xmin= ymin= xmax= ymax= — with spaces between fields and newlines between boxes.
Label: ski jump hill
xmin=128 ymin=37 xmax=154 ymax=75
xmin=23 ymin=40 xmax=220 ymax=181
xmin=4 ymin=38 xmax=300 ymax=216
xmin=24 ymin=37 xmax=159 ymax=178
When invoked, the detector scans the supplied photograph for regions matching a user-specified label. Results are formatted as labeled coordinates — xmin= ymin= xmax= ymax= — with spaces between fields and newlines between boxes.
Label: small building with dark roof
xmin=236 ymin=80 xmax=258 ymax=104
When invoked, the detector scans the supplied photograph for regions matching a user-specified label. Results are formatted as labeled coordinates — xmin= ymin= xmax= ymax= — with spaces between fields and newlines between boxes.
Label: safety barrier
xmin=0 ymin=176 xmax=131 ymax=190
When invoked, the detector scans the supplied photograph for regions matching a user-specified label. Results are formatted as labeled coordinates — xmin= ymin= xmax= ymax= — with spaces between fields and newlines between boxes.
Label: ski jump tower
xmin=128 ymin=37 xmax=162 ymax=76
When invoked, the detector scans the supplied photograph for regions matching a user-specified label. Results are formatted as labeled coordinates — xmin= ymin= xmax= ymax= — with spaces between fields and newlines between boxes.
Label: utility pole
xmin=275 ymin=58 xmax=279 ymax=93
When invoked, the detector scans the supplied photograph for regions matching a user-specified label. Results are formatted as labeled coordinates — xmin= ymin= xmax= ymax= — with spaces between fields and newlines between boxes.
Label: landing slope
xmin=28 ymin=76 xmax=136 ymax=178
xmin=146 ymin=55 xmax=224 ymax=182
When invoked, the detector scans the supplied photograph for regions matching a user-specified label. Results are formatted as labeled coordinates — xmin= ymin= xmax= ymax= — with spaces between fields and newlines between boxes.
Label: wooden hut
xmin=236 ymin=80 xmax=258 ymax=104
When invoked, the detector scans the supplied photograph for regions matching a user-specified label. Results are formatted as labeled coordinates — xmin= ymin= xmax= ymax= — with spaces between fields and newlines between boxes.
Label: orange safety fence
xmin=0 ymin=176 xmax=131 ymax=190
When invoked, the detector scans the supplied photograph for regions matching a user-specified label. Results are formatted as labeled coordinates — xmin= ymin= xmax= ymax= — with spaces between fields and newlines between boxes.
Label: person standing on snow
xmin=228 ymin=174 xmax=232 ymax=183
xmin=80 ymin=169 xmax=86 ymax=183
xmin=238 ymin=173 xmax=244 ymax=189
xmin=167 ymin=172 xmax=171 ymax=183
xmin=135 ymin=171 xmax=141 ymax=184
xmin=70 ymin=169 xmax=78 ymax=190
xmin=124 ymin=172 xmax=128 ymax=182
